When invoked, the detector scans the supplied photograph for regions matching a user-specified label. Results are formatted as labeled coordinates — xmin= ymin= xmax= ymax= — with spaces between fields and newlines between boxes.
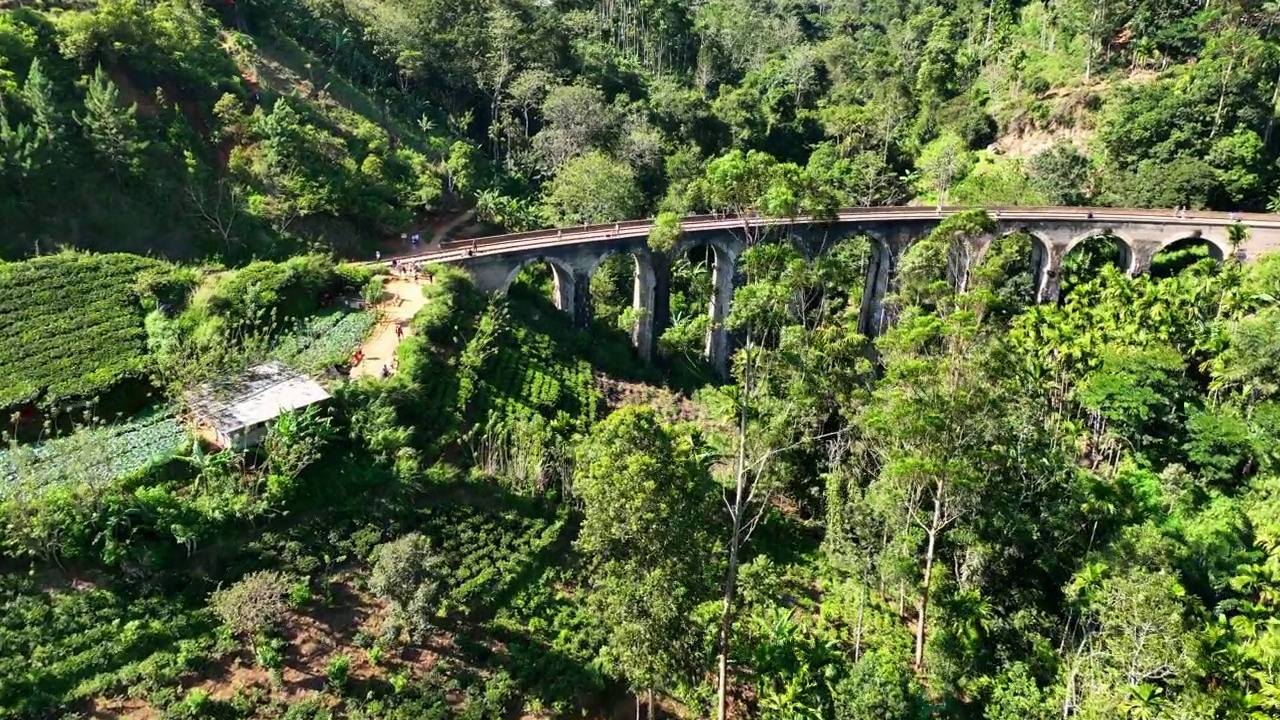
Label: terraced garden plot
xmin=0 ymin=577 xmax=214 ymax=718
xmin=479 ymin=329 xmax=601 ymax=427
xmin=271 ymin=309 xmax=376 ymax=373
xmin=0 ymin=410 xmax=187 ymax=497
xmin=0 ymin=254 xmax=161 ymax=409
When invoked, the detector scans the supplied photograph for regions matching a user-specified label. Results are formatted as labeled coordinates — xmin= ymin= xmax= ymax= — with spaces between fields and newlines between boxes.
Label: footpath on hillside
xmin=351 ymin=275 xmax=426 ymax=379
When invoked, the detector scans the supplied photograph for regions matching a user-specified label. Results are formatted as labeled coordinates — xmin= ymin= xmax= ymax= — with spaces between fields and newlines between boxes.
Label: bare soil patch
xmin=595 ymin=374 xmax=699 ymax=423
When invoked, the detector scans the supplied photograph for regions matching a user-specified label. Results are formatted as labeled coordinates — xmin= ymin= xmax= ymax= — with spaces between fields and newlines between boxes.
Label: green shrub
xmin=287 ymin=577 xmax=312 ymax=608
xmin=209 ymin=570 xmax=291 ymax=651
xmin=254 ymin=636 xmax=286 ymax=670
xmin=188 ymin=255 xmax=338 ymax=332
xmin=171 ymin=687 xmax=211 ymax=718
xmin=336 ymin=262 xmax=379 ymax=291
xmin=325 ymin=653 xmax=350 ymax=691
xmin=369 ymin=533 xmax=447 ymax=641
xmin=363 ymin=276 xmax=385 ymax=306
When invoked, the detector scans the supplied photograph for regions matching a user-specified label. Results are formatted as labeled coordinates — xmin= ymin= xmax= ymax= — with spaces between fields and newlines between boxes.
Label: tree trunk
xmin=984 ymin=0 xmax=994 ymax=53
xmin=855 ymin=580 xmax=866 ymax=661
xmin=1213 ymin=54 xmax=1236 ymax=139
xmin=716 ymin=355 xmax=755 ymax=720
xmin=715 ymin=520 xmax=741 ymax=720
xmin=648 ymin=690 xmax=655 ymax=720
xmin=914 ymin=487 xmax=944 ymax=669
xmin=1265 ymin=66 xmax=1280 ymax=145
xmin=1084 ymin=0 xmax=1102 ymax=82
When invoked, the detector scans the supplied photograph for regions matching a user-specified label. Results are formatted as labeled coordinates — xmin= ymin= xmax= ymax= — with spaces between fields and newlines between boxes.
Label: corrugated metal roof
xmin=185 ymin=361 xmax=330 ymax=434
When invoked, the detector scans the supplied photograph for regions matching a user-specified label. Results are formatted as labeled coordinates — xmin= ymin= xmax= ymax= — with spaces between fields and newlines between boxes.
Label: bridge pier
xmin=1038 ymin=251 xmax=1063 ymax=304
xmin=550 ymin=265 xmax=578 ymax=322
xmin=571 ymin=270 xmax=591 ymax=328
xmin=858 ymin=237 xmax=895 ymax=338
xmin=1128 ymin=245 xmax=1157 ymax=277
xmin=631 ymin=256 xmax=656 ymax=359
xmin=702 ymin=240 xmax=742 ymax=375
xmin=650 ymin=254 xmax=671 ymax=360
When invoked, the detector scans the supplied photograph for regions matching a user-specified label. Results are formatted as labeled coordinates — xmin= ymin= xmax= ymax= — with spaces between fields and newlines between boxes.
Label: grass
xmin=230 ymin=31 xmax=434 ymax=158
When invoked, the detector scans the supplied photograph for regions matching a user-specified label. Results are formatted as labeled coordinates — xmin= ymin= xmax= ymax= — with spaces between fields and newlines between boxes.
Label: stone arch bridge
xmin=393 ymin=207 xmax=1280 ymax=369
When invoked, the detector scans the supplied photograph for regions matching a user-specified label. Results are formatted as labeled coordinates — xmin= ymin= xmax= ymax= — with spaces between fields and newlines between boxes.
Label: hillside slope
xmin=5 ymin=0 xmax=1280 ymax=265
xmin=0 ymin=0 xmax=454 ymax=262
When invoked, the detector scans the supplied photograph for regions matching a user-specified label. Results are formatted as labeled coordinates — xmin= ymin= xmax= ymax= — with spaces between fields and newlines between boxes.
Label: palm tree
xmin=1120 ymin=683 xmax=1164 ymax=719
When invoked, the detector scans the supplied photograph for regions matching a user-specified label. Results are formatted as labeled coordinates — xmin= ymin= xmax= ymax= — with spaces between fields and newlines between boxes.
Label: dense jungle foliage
xmin=6 ymin=0 xmax=1280 ymax=718
xmin=5 ymin=0 xmax=1280 ymax=261
xmin=3 ymin=216 xmax=1280 ymax=720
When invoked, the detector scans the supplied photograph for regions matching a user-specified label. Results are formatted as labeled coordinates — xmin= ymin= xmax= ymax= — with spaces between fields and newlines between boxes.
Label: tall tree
xmin=75 ymin=65 xmax=146 ymax=180
xmin=540 ymin=150 xmax=643 ymax=226
xmin=917 ymin=132 xmax=974 ymax=208
xmin=575 ymin=407 xmax=717 ymax=718
xmin=531 ymin=84 xmax=614 ymax=174
xmin=863 ymin=212 xmax=1009 ymax=670
xmin=22 ymin=58 xmax=64 ymax=155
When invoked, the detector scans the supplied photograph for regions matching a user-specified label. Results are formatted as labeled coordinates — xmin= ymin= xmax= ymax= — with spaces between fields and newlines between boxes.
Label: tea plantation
xmin=0 ymin=253 xmax=162 ymax=410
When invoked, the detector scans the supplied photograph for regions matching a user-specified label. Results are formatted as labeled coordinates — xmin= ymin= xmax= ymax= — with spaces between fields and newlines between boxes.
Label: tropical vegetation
xmin=5 ymin=0 xmax=1280 ymax=718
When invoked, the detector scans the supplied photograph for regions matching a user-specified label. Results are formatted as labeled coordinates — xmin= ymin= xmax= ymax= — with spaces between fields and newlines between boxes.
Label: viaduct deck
xmin=369 ymin=206 xmax=1280 ymax=369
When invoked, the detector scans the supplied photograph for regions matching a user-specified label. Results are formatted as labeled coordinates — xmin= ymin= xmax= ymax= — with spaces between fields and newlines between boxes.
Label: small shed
xmin=185 ymin=361 xmax=331 ymax=450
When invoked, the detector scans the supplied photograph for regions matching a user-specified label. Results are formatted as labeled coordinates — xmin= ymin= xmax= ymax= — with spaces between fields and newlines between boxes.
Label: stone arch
xmin=968 ymin=228 xmax=1051 ymax=309
xmin=584 ymin=248 xmax=658 ymax=358
xmin=1063 ymin=229 xmax=1135 ymax=272
xmin=667 ymin=235 xmax=742 ymax=373
xmin=1053 ymin=229 xmax=1136 ymax=299
xmin=1155 ymin=234 xmax=1228 ymax=261
xmin=983 ymin=229 xmax=1051 ymax=275
xmin=1149 ymin=235 xmax=1227 ymax=278
xmin=500 ymin=256 xmax=577 ymax=319
xmin=669 ymin=235 xmax=741 ymax=268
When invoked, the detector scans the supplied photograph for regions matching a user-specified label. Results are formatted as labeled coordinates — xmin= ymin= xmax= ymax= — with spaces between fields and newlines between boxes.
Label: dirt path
xmin=430 ymin=208 xmax=477 ymax=245
xmin=352 ymin=276 xmax=426 ymax=379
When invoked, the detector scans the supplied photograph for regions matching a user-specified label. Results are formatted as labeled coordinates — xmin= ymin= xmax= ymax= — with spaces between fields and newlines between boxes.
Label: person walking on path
xmin=395 ymin=323 xmax=404 ymax=341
